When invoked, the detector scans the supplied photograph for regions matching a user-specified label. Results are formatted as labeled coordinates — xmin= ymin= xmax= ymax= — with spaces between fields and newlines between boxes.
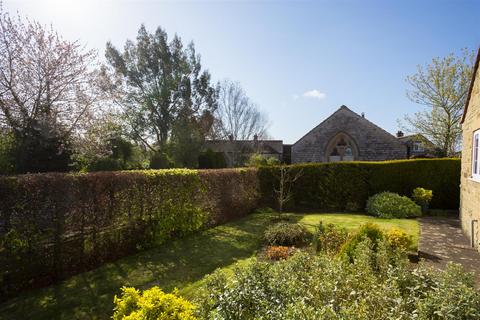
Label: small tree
xmin=274 ymin=166 xmax=303 ymax=213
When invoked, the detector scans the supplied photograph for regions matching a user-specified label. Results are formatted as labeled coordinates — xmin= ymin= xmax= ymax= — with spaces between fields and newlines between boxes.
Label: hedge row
xmin=0 ymin=168 xmax=259 ymax=300
xmin=258 ymin=159 xmax=460 ymax=211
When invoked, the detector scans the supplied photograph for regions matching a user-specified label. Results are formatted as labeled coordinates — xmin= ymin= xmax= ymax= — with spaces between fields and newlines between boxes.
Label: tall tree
xmin=102 ymin=24 xmax=217 ymax=165
xmin=0 ymin=5 xmax=98 ymax=172
xmin=402 ymin=49 xmax=474 ymax=156
xmin=213 ymin=79 xmax=269 ymax=140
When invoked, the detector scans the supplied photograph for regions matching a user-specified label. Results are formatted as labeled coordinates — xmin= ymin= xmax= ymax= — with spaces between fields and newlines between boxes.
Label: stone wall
xmin=291 ymin=106 xmax=407 ymax=163
xmin=461 ymin=60 xmax=480 ymax=252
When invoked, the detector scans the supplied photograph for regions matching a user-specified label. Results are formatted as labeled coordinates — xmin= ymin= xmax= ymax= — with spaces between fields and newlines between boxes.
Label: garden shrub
xmin=384 ymin=228 xmax=413 ymax=251
xmin=265 ymin=246 xmax=292 ymax=260
xmin=367 ymin=192 xmax=422 ymax=218
xmin=339 ymin=223 xmax=384 ymax=262
xmin=412 ymin=187 xmax=433 ymax=213
xmin=312 ymin=222 xmax=349 ymax=255
xmin=263 ymin=222 xmax=310 ymax=246
xmin=0 ymin=168 xmax=259 ymax=300
xmin=112 ymin=286 xmax=196 ymax=320
xmin=196 ymin=246 xmax=480 ymax=320
xmin=258 ymin=159 xmax=460 ymax=210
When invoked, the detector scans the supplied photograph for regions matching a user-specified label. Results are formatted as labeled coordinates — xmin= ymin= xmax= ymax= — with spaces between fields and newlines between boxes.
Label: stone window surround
xmin=472 ymin=128 xmax=480 ymax=182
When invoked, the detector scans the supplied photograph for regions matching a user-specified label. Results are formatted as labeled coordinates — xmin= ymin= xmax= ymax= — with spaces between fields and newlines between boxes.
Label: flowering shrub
xmin=196 ymin=242 xmax=480 ymax=320
xmin=112 ymin=286 xmax=196 ymax=320
xmin=412 ymin=187 xmax=433 ymax=206
xmin=384 ymin=228 xmax=413 ymax=251
xmin=312 ymin=222 xmax=349 ymax=255
xmin=263 ymin=222 xmax=310 ymax=246
xmin=366 ymin=192 xmax=421 ymax=218
xmin=265 ymin=246 xmax=292 ymax=260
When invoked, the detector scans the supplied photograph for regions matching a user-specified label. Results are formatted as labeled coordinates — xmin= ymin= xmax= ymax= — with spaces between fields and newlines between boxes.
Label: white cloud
xmin=302 ymin=89 xmax=326 ymax=100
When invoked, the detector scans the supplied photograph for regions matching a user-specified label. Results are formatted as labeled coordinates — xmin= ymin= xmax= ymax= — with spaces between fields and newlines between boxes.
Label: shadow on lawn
xmin=0 ymin=213 xmax=278 ymax=320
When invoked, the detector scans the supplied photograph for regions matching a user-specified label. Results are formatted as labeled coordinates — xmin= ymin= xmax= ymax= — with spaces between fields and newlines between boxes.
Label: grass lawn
xmin=0 ymin=212 xmax=419 ymax=320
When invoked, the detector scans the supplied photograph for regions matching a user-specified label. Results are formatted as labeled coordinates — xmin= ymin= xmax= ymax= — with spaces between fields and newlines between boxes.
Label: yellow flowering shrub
xmin=385 ymin=228 xmax=412 ymax=251
xmin=112 ymin=286 xmax=196 ymax=320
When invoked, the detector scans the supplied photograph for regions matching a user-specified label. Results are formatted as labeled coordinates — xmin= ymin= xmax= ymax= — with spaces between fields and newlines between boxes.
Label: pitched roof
xmin=292 ymin=105 xmax=398 ymax=146
xmin=204 ymin=139 xmax=283 ymax=154
xmin=461 ymin=47 xmax=480 ymax=124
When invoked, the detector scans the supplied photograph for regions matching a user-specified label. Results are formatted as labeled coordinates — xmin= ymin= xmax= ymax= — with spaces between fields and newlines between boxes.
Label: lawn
xmin=0 ymin=212 xmax=419 ymax=320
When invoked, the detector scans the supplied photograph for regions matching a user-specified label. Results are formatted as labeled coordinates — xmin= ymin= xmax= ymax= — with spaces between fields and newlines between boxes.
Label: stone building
xmin=203 ymin=135 xmax=283 ymax=167
xmin=396 ymin=132 xmax=436 ymax=158
xmin=460 ymin=48 xmax=480 ymax=252
xmin=291 ymin=105 xmax=407 ymax=163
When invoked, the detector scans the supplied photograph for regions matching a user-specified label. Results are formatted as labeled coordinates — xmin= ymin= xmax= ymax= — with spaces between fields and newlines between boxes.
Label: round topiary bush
xmin=366 ymin=192 xmax=421 ymax=218
xmin=264 ymin=222 xmax=310 ymax=246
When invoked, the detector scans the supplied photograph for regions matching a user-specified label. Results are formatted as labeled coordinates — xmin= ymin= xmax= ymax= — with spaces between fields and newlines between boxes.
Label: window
xmin=473 ymin=129 xmax=480 ymax=181
xmin=413 ymin=141 xmax=424 ymax=152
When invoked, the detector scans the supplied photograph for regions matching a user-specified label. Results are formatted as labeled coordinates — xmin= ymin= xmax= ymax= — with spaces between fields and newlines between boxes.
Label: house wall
xmin=461 ymin=64 xmax=480 ymax=251
xmin=292 ymin=106 xmax=407 ymax=163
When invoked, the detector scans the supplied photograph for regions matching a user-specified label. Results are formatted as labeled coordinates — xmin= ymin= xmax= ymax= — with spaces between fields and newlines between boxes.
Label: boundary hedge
xmin=258 ymin=159 xmax=460 ymax=211
xmin=0 ymin=168 xmax=259 ymax=301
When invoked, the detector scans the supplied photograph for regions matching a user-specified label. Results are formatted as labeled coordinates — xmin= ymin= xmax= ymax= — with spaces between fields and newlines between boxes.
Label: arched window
xmin=325 ymin=133 xmax=358 ymax=162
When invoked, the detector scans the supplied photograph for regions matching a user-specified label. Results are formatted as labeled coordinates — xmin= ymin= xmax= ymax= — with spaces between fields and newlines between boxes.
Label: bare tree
xmin=402 ymin=49 xmax=474 ymax=156
xmin=0 ymin=5 xmax=98 ymax=140
xmin=213 ymin=79 xmax=269 ymax=140
xmin=274 ymin=166 xmax=303 ymax=213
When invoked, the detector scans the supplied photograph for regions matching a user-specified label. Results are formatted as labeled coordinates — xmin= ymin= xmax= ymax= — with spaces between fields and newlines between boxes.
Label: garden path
xmin=419 ymin=216 xmax=480 ymax=286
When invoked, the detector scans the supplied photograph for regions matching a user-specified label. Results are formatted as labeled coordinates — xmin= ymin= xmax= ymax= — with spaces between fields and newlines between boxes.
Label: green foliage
xmin=198 ymin=149 xmax=227 ymax=169
xmin=367 ymin=192 xmax=422 ymax=218
xmin=339 ymin=223 xmax=385 ymax=262
xmin=150 ymin=152 xmax=175 ymax=169
xmin=0 ymin=168 xmax=259 ymax=299
xmin=412 ymin=187 xmax=433 ymax=206
xmin=246 ymin=153 xmax=280 ymax=167
xmin=258 ymin=159 xmax=460 ymax=210
xmin=112 ymin=286 xmax=196 ymax=320
xmin=0 ymin=132 xmax=15 ymax=174
xmin=263 ymin=222 xmax=310 ymax=246
xmin=384 ymin=228 xmax=413 ymax=252
xmin=196 ymin=247 xmax=480 ymax=320
xmin=312 ymin=222 xmax=349 ymax=254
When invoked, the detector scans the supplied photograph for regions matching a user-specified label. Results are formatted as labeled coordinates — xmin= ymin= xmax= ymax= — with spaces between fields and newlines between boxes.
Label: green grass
xmin=0 ymin=212 xmax=419 ymax=320
xmin=297 ymin=213 xmax=419 ymax=250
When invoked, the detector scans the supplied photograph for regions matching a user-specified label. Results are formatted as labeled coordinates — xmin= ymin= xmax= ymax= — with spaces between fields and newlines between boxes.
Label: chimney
xmin=253 ymin=134 xmax=258 ymax=142
xmin=361 ymin=112 xmax=365 ymax=118
xmin=396 ymin=131 xmax=404 ymax=138
xmin=228 ymin=134 xmax=234 ymax=141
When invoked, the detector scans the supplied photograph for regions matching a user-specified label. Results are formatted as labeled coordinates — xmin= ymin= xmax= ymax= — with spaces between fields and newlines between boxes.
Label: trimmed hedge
xmin=258 ymin=159 xmax=460 ymax=211
xmin=0 ymin=168 xmax=259 ymax=300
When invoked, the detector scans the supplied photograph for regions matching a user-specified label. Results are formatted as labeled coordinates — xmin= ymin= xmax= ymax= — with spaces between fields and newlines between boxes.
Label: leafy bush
xmin=339 ymin=223 xmax=385 ymax=262
xmin=0 ymin=168 xmax=259 ymax=300
xmin=412 ymin=187 xmax=433 ymax=206
xmin=366 ymin=192 xmax=422 ymax=218
xmin=384 ymin=228 xmax=413 ymax=251
xmin=196 ymin=245 xmax=480 ymax=320
xmin=312 ymin=222 xmax=349 ymax=254
xmin=112 ymin=286 xmax=196 ymax=320
xmin=246 ymin=153 xmax=280 ymax=167
xmin=198 ymin=149 xmax=227 ymax=169
xmin=265 ymin=246 xmax=292 ymax=260
xmin=263 ymin=222 xmax=310 ymax=246
xmin=258 ymin=159 xmax=460 ymax=210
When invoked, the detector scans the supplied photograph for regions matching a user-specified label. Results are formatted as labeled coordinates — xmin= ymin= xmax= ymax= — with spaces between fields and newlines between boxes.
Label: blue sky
xmin=4 ymin=0 xmax=480 ymax=143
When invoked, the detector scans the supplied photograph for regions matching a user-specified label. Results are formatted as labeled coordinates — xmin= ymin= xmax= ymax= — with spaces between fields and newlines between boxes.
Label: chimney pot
xmin=396 ymin=131 xmax=404 ymax=138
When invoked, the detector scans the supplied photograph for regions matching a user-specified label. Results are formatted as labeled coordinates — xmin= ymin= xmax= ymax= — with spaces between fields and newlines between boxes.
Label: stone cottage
xmin=460 ymin=48 xmax=480 ymax=251
xmin=396 ymin=132 xmax=436 ymax=158
xmin=291 ymin=105 xmax=407 ymax=163
xmin=203 ymin=135 xmax=283 ymax=167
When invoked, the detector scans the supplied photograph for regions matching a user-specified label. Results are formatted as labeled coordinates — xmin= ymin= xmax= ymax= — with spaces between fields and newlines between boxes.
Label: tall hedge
xmin=0 ymin=168 xmax=258 ymax=301
xmin=258 ymin=159 xmax=460 ymax=211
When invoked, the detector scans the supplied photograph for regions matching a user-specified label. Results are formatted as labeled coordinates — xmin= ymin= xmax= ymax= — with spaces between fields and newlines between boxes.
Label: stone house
xmin=396 ymin=132 xmax=436 ymax=158
xmin=460 ymin=48 xmax=480 ymax=251
xmin=291 ymin=105 xmax=407 ymax=163
xmin=203 ymin=135 xmax=283 ymax=167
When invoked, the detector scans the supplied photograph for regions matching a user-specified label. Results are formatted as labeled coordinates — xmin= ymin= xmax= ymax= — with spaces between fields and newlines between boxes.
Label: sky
xmin=3 ymin=0 xmax=480 ymax=143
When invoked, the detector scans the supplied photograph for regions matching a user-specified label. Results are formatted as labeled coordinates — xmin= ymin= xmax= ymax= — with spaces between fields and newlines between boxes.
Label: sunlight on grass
xmin=0 ymin=212 xmax=420 ymax=320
